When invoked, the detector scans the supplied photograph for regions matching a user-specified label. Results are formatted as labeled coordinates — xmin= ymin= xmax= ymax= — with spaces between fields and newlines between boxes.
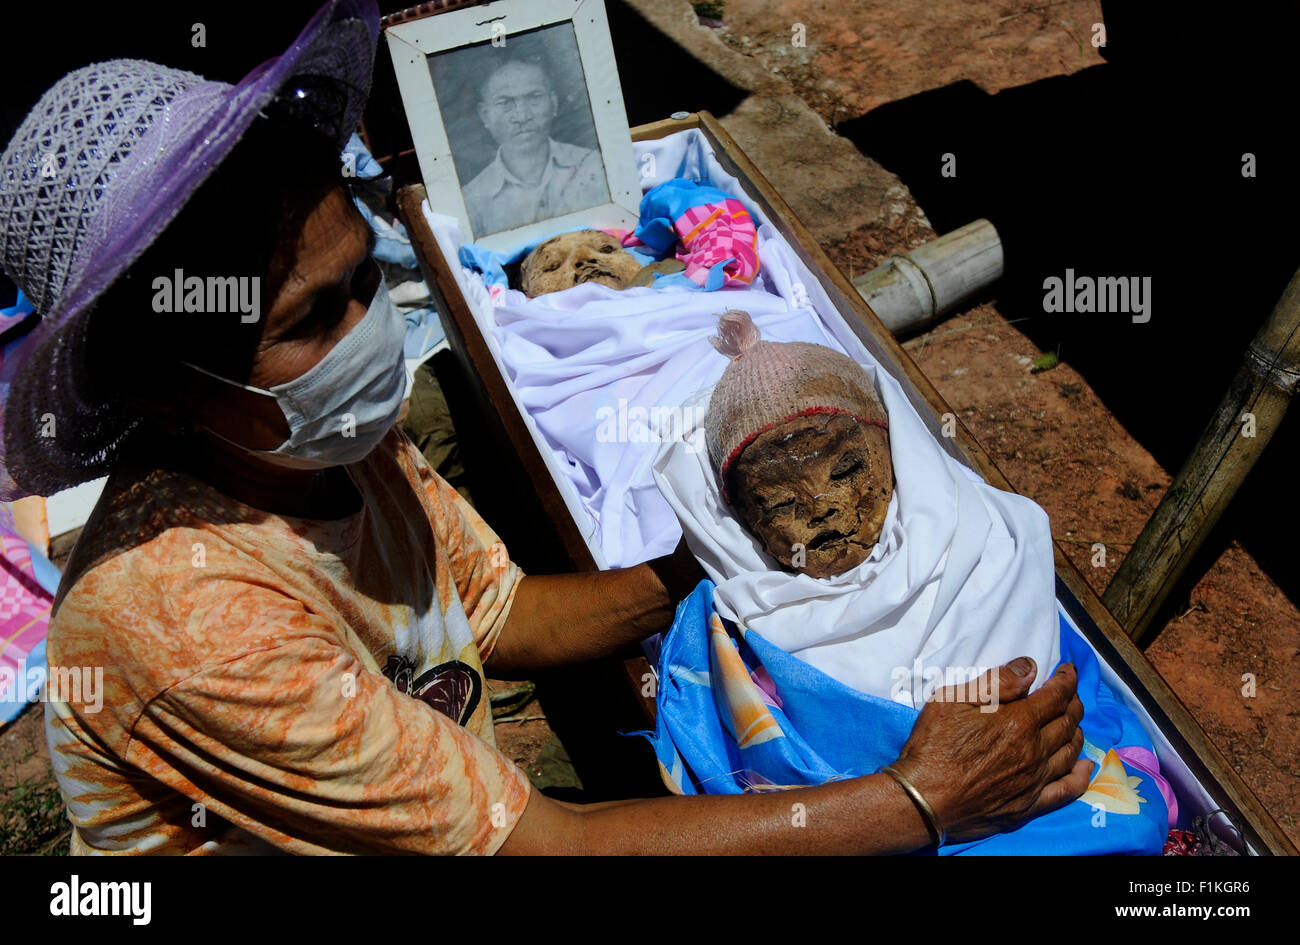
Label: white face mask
xmin=183 ymin=279 xmax=407 ymax=469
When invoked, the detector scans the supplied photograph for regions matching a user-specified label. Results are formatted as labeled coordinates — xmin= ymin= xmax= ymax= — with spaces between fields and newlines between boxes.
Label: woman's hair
xmin=86 ymin=104 xmax=347 ymax=408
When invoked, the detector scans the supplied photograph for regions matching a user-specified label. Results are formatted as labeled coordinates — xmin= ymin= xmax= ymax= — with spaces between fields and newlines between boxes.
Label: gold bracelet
xmin=880 ymin=764 xmax=947 ymax=847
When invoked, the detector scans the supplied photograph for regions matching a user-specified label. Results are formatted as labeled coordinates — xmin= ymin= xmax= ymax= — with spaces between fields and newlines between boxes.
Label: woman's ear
xmin=131 ymin=362 xmax=291 ymax=450
xmin=126 ymin=362 xmax=195 ymax=438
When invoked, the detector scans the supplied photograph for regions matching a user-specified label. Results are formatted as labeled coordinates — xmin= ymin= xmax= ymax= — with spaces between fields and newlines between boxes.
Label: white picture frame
xmin=385 ymin=0 xmax=640 ymax=253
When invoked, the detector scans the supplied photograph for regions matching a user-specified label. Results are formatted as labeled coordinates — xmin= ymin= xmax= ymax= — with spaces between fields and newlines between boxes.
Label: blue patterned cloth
xmin=0 ymin=289 xmax=35 ymax=335
xmin=647 ymin=580 xmax=1169 ymax=855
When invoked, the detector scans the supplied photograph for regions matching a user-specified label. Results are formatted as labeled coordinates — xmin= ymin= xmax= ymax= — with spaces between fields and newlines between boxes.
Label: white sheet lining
xmin=419 ymin=126 xmax=1243 ymax=844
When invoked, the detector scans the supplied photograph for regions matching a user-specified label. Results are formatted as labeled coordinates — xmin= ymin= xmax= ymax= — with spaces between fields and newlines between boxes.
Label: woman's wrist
xmin=884 ymin=755 xmax=956 ymax=844
xmin=858 ymin=771 xmax=939 ymax=854
xmin=879 ymin=764 xmax=946 ymax=846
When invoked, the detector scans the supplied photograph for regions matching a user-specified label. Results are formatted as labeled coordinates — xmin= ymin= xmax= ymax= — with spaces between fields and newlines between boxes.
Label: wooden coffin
xmin=393 ymin=111 xmax=1295 ymax=856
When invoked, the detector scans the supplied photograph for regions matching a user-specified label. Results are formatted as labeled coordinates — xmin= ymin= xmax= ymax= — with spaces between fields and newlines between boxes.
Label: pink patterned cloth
xmin=672 ymin=198 xmax=759 ymax=288
xmin=0 ymin=530 xmax=54 ymax=723
xmin=621 ymin=180 xmax=761 ymax=290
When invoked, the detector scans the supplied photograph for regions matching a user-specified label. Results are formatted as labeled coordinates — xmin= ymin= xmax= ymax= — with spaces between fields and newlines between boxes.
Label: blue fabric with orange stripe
xmin=646 ymin=580 xmax=1169 ymax=854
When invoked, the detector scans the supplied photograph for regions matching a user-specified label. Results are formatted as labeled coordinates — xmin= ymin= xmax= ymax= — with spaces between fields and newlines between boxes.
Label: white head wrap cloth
xmin=654 ymin=341 xmax=1061 ymax=707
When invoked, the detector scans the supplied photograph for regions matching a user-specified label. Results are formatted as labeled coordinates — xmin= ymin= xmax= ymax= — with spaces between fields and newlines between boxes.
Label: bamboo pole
xmin=851 ymin=219 xmax=1004 ymax=337
xmin=1103 ymin=265 xmax=1300 ymax=645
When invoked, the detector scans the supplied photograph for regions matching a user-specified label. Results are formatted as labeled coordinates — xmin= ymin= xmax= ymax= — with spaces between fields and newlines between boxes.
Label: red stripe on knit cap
xmin=718 ymin=406 xmax=890 ymax=504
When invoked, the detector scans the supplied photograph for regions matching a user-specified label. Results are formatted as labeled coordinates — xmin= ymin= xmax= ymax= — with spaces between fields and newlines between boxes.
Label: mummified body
xmin=728 ymin=413 xmax=892 ymax=578
xmin=706 ymin=310 xmax=894 ymax=579
xmin=520 ymin=229 xmax=644 ymax=297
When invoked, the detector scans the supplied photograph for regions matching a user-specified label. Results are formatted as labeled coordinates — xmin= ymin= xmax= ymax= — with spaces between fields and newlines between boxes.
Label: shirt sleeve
xmin=396 ymin=430 xmax=523 ymax=661
xmin=124 ymin=611 xmax=531 ymax=856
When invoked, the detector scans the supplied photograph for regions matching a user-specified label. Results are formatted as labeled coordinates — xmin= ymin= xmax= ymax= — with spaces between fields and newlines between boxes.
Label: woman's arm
xmin=503 ymin=768 xmax=937 ymax=855
xmin=485 ymin=539 xmax=702 ymax=678
xmin=499 ymin=659 xmax=1092 ymax=855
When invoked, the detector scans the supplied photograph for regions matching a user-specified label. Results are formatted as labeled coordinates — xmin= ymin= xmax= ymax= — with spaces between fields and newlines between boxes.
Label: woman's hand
xmin=888 ymin=658 xmax=1093 ymax=843
xmin=647 ymin=534 xmax=709 ymax=603
xmin=488 ymin=536 xmax=708 ymax=678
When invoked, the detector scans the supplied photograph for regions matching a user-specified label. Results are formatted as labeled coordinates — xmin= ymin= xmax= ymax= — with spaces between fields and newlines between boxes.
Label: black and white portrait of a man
xmin=429 ymin=23 xmax=611 ymax=238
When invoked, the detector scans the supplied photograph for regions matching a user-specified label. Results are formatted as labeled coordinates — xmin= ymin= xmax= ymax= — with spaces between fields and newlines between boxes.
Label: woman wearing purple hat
xmin=0 ymin=0 xmax=1086 ymax=855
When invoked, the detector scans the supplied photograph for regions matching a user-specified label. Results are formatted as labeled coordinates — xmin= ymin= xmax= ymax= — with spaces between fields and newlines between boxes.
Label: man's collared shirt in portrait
xmin=463 ymin=138 xmax=607 ymax=237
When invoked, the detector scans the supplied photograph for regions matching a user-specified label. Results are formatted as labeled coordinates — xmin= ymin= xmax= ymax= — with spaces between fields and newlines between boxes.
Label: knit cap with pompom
xmin=704 ymin=310 xmax=889 ymax=499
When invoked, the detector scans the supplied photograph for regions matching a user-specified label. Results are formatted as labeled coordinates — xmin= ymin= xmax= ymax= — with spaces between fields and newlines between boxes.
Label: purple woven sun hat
xmin=0 ymin=0 xmax=380 ymax=501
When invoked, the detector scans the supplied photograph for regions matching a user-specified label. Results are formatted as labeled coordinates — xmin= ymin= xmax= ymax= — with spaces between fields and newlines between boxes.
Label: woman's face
xmin=184 ymin=185 xmax=378 ymax=452
xmin=728 ymin=412 xmax=893 ymax=579
xmin=246 ymin=185 xmax=378 ymax=390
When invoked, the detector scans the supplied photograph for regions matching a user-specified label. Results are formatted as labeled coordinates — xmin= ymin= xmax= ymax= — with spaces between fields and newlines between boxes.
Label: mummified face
xmin=521 ymin=230 xmax=644 ymax=297
xmin=728 ymin=412 xmax=893 ymax=579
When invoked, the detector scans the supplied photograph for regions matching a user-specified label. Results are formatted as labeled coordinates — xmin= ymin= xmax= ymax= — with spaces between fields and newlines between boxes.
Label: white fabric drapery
xmin=422 ymin=129 xmax=1060 ymax=705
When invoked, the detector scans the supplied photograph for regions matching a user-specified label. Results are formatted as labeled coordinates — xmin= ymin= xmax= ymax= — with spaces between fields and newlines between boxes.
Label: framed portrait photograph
xmin=385 ymin=0 xmax=641 ymax=252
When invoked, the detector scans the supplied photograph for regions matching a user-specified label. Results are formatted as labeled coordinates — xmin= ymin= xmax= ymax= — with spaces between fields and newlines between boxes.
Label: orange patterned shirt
xmin=44 ymin=428 xmax=530 ymax=855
